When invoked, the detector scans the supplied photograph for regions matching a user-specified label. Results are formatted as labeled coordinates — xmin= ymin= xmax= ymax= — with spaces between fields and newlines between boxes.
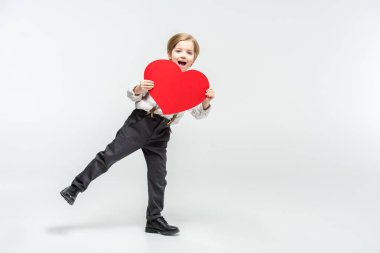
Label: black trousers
xmin=71 ymin=109 xmax=172 ymax=221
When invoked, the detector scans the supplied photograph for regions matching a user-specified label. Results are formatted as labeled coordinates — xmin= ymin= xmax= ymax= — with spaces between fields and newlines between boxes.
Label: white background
xmin=1 ymin=0 xmax=379 ymax=252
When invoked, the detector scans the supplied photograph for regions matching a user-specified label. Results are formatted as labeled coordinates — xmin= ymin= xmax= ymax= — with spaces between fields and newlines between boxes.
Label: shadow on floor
xmin=46 ymin=217 xmax=142 ymax=235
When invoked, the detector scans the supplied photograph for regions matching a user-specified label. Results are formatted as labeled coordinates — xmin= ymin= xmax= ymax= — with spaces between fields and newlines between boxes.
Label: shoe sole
xmin=60 ymin=190 xmax=74 ymax=205
xmin=145 ymin=227 xmax=179 ymax=236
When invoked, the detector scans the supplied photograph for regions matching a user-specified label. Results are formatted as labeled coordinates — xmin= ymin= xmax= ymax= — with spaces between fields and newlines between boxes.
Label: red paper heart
xmin=144 ymin=59 xmax=209 ymax=115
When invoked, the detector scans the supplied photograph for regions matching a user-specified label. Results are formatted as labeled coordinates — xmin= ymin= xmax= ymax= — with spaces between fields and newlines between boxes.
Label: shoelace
xmin=160 ymin=217 xmax=168 ymax=225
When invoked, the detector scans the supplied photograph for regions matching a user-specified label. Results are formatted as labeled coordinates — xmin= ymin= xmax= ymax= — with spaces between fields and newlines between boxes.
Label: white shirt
xmin=127 ymin=86 xmax=211 ymax=124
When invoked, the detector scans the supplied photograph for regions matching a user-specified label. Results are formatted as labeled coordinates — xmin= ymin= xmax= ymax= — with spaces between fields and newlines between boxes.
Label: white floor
xmin=1 ymin=167 xmax=378 ymax=253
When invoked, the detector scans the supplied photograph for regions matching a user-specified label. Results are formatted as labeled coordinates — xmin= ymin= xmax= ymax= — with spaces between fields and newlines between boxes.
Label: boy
xmin=61 ymin=33 xmax=215 ymax=235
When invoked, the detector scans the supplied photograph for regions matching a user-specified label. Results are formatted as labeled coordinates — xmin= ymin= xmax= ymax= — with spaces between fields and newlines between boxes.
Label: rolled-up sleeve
xmin=189 ymin=103 xmax=211 ymax=119
xmin=127 ymin=86 xmax=146 ymax=102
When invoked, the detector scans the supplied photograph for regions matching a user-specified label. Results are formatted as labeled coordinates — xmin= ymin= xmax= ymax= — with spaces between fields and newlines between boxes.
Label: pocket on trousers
xmin=124 ymin=110 xmax=145 ymax=128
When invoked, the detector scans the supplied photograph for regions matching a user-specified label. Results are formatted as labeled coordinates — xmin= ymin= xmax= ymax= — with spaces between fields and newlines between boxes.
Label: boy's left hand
xmin=202 ymin=87 xmax=215 ymax=110
xmin=205 ymin=88 xmax=215 ymax=102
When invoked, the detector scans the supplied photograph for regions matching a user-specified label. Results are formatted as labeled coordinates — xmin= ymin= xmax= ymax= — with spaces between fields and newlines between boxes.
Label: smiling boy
xmin=60 ymin=33 xmax=215 ymax=236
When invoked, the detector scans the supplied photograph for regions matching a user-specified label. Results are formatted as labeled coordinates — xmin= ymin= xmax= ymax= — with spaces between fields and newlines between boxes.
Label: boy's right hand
xmin=134 ymin=80 xmax=154 ymax=95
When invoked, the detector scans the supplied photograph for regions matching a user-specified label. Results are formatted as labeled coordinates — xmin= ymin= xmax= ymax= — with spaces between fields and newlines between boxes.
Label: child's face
xmin=168 ymin=40 xmax=195 ymax=72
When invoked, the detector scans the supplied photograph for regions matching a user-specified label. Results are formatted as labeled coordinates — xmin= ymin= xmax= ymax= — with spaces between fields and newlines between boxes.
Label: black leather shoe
xmin=145 ymin=217 xmax=180 ymax=235
xmin=60 ymin=185 xmax=80 ymax=205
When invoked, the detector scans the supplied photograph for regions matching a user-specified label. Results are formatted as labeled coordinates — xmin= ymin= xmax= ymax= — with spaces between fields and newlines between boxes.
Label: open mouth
xmin=178 ymin=60 xmax=187 ymax=66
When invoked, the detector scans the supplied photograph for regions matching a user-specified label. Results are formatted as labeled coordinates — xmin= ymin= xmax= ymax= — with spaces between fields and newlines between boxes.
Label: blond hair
xmin=167 ymin=33 xmax=200 ymax=61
